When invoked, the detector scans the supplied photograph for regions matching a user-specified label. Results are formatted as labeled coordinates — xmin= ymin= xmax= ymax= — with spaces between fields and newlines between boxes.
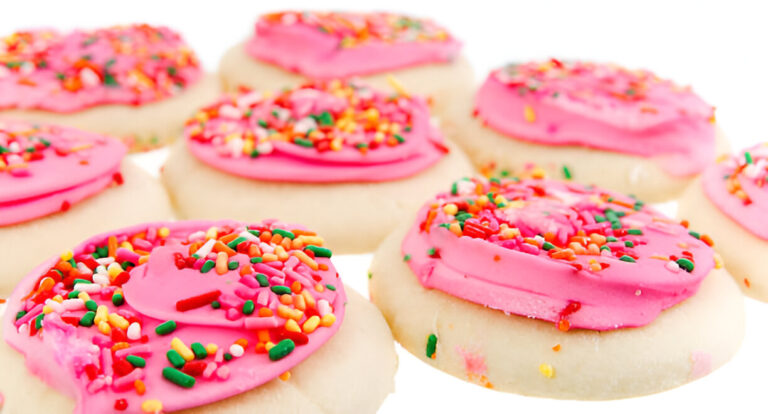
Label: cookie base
xmin=0 ymin=161 xmax=173 ymax=296
xmin=0 ymin=74 xmax=219 ymax=152
xmin=369 ymin=223 xmax=745 ymax=400
xmin=678 ymin=178 xmax=768 ymax=301
xmin=162 ymin=139 xmax=475 ymax=254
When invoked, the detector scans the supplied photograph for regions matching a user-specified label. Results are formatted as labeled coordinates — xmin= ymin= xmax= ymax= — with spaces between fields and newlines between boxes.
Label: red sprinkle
xmin=176 ymin=290 xmax=222 ymax=312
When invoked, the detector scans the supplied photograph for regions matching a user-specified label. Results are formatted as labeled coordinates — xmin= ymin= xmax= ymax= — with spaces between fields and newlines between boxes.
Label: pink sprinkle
xmin=14 ymin=304 xmax=43 ymax=327
xmin=86 ymin=378 xmax=106 ymax=394
xmin=203 ymin=362 xmax=217 ymax=379
xmin=234 ymin=285 xmax=257 ymax=300
xmin=225 ymin=308 xmax=240 ymax=321
xmin=243 ymin=316 xmax=281 ymax=330
xmin=115 ymin=344 xmax=152 ymax=358
xmin=113 ymin=368 xmax=144 ymax=390
xmin=256 ymin=290 xmax=270 ymax=307
xmin=216 ymin=366 xmax=230 ymax=380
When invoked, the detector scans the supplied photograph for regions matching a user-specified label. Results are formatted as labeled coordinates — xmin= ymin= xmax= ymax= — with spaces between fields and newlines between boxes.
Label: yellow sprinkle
xmin=52 ymin=295 xmax=63 ymax=303
xmin=205 ymin=227 xmax=218 ymax=240
xmin=314 ymin=283 xmax=325 ymax=293
xmin=141 ymin=399 xmax=163 ymax=413
xmin=60 ymin=250 xmax=74 ymax=261
xmin=42 ymin=305 xmax=52 ymax=314
xmin=265 ymin=341 xmax=276 ymax=351
xmin=108 ymin=313 xmax=130 ymax=330
xmin=206 ymin=343 xmax=219 ymax=355
xmin=261 ymin=253 xmax=278 ymax=262
xmin=443 ymin=203 xmax=458 ymax=216
xmin=302 ymin=316 xmax=321 ymax=333
xmin=107 ymin=263 xmax=123 ymax=279
xmin=285 ymin=319 xmax=301 ymax=333
xmin=171 ymin=337 xmax=195 ymax=361
xmin=279 ymin=371 xmax=291 ymax=381
xmin=539 ymin=363 xmax=555 ymax=378
xmin=98 ymin=321 xmax=112 ymax=335
xmin=120 ymin=241 xmax=134 ymax=251
xmin=714 ymin=253 xmax=724 ymax=269
xmin=524 ymin=105 xmax=536 ymax=123
xmin=321 ymin=313 xmax=336 ymax=327
xmin=274 ymin=245 xmax=290 ymax=261
xmin=95 ymin=305 xmax=108 ymax=324
xmin=386 ymin=75 xmax=410 ymax=98
xmin=293 ymin=250 xmax=318 ymax=270
xmin=215 ymin=251 xmax=228 ymax=275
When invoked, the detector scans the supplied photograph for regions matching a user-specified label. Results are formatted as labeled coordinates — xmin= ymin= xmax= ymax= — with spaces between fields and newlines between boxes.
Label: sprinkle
xmin=539 ymin=363 xmax=555 ymax=378
xmin=242 ymin=300 xmax=255 ymax=315
xmin=155 ymin=320 xmax=177 ymax=335
xmin=170 ymin=337 xmax=195 ymax=361
xmin=126 ymin=355 xmax=146 ymax=368
xmin=162 ymin=367 xmax=195 ymax=388
xmin=166 ymin=350 xmax=186 ymax=368
xmin=426 ymin=334 xmax=438 ymax=359
xmin=191 ymin=342 xmax=208 ymax=360
xmin=268 ymin=339 xmax=296 ymax=361
xmin=141 ymin=400 xmax=163 ymax=413
xmin=80 ymin=311 xmax=96 ymax=327
xmin=304 ymin=245 xmax=332 ymax=258
xmin=523 ymin=105 xmax=536 ymax=122
xmin=176 ymin=290 xmax=222 ymax=312
xmin=676 ymin=258 xmax=695 ymax=272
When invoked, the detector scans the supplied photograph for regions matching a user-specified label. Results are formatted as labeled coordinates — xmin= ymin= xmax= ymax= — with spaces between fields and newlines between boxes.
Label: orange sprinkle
xmin=134 ymin=379 xmax=146 ymax=395
xmin=291 ymin=281 xmax=302 ymax=293
xmin=107 ymin=236 xmax=118 ymax=258
xmin=552 ymin=344 xmax=561 ymax=352
xmin=258 ymin=307 xmax=273 ymax=317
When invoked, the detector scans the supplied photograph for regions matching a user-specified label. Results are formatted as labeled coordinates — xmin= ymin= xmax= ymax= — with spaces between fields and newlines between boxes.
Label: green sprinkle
xmin=394 ymin=133 xmax=406 ymax=143
xmin=84 ymin=300 xmax=98 ymax=312
xmin=96 ymin=246 xmax=109 ymax=258
xmin=403 ymin=254 xmax=412 ymax=262
xmin=304 ymin=245 xmax=332 ymax=258
xmin=103 ymin=72 xmax=118 ymax=87
xmin=325 ymin=284 xmax=336 ymax=291
xmin=594 ymin=214 xmax=606 ymax=223
xmin=224 ymin=353 xmax=233 ymax=361
xmin=316 ymin=111 xmax=334 ymax=126
xmin=689 ymin=231 xmax=701 ymax=239
xmin=166 ymin=66 xmax=178 ymax=76
xmin=191 ymin=342 xmax=208 ymax=360
xmin=676 ymin=258 xmax=695 ymax=272
xmin=600 ymin=245 xmax=611 ymax=252
xmin=268 ymin=339 xmax=296 ymax=361
xmin=227 ymin=237 xmax=247 ymax=250
xmin=542 ymin=242 xmax=556 ymax=251
xmin=626 ymin=229 xmax=643 ymax=235
xmin=619 ymin=255 xmax=636 ymax=263
xmin=294 ymin=138 xmax=314 ymax=147
xmin=272 ymin=229 xmax=296 ymax=239
xmin=200 ymin=260 xmax=215 ymax=273
xmin=625 ymin=241 xmax=634 ymax=248
xmin=255 ymin=273 xmax=269 ymax=287
xmin=79 ymin=311 xmax=96 ymax=327
xmin=745 ymin=151 xmax=753 ymax=164
xmin=15 ymin=310 xmax=27 ymax=321
xmin=562 ymin=165 xmax=572 ymax=180
xmin=166 ymin=350 xmax=186 ymax=368
xmin=242 ymin=300 xmax=255 ymax=315
xmin=155 ymin=320 xmax=177 ymax=335
xmin=426 ymin=334 xmax=438 ymax=359
xmin=451 ymin=181 xmax=459 ymax=195
xmin=258 ymin=119 xmax=268 ymax=128
xmin=250 ymin=257 xmax=263 ymax=264
xmin=271 ymin=286 xmax=292 ymax=295
xmin=227 ymin=261 xmax=239 ymax=271
xmin=211 ymin=301 xmax=221 ymax=309
xmin=427 ymin=247 xmax=436 ymax=256
xmin=112 ymin=293 xmax=124 ymax=306
xmin=606 ymin=236 xmax=618 ymax=242
xmin=249 ymin=149 xmax=260 ymax=158
xmin=162 ymin=367 xmax=195 ymax=388
xmin=368 ymin=272 xmax=373 ymax=279
xmin=73 ymin=279 xmax=92 ymax=285
xmin=121 ymin=261 xmax=135 ymax=270
xmin=68 ymin=291 xmax=81 ymax=299
xmin=633 ymin=201 xmax=645 ymax=211
xmin=248 ymin=229 xmax=261 ymax=237
xmin=611 ymin=221 xmax=622 ymax=230
xmin=126 ymin=355 xmax=146 ymax=368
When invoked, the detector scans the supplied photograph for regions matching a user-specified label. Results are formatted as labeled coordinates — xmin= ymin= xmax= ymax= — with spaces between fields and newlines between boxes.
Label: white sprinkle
xmin=665 ymin=260 xmax=681 ymax=273
xmin=229 ymin=344 xmax=244 ymax=358
xmin=126 ymin=322 xmax=141 ymax=340
xmin=74 ymin=283 xmax=101 ymax=293
xmin=194 ymin=239 xmax=216 ymax=258
xmin=218 ymin=104 xmax=242 ymax=119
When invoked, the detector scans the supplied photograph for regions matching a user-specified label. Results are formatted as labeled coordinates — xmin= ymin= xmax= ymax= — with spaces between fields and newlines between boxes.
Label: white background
xmin=2 ymin=1 xmax=767 ymax=413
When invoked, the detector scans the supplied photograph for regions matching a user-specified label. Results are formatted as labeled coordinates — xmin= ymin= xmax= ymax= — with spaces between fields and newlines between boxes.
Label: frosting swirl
xmin=0 ymin=120 xmax=126 ymax=226
xmin=246 ymin=11 xmax=461 ymax=78
xmin=702 ymin=143 xmax=768 ymax=239
xmin=402 ymin=177 xmax=716 ymax=331
xmin=186 ymin=79 xmax=448 ymax=183
xmin=475 ymin=59 xmax=716 ymax=176
xmin=0 ymin=24 xmax=202 ymax=113
xmin=3 ymin=220 xmax=345 ymax=413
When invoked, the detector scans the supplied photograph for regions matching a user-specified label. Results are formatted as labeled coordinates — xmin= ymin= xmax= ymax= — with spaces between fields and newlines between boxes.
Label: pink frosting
xmin=702 ymin=143 xmax=768 ymax=240
xmin=245 ymin=11 xmax=461 ymax=79
xmin=0 ymin=25 xmax=202 ymax=113
xmin=403 ymin=177 xmax=715 ymax=331
xmin=0 ymin=120 xmax=126 ymax=226
xmin=475 ymin=60 xmax=717 ymax=176
xmin=186 ymin=79 xmax=448 ymax=183
xmin=3 ymin=220 xmax=345 ymax=413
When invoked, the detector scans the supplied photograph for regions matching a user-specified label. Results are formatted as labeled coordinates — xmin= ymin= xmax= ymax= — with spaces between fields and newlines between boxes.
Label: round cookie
xmin=0 ymin=120 xmax=173 ymax=295
xmin=1 ymin=220 xmax=397 ymax=413
xmin=369 ymin=176 xmax=744 ymax=399
xmin=678 ymin=143 xmax=768 ymax=301
xmin=0 ymin=25 xmax=219 ymax=151
xmin=163 ymin=79 xmax=474 ymax=254
xmin=218 ymin=11 xmax=474 ymax=137
xmin=449 ymin=60 xmax=726 ymax=202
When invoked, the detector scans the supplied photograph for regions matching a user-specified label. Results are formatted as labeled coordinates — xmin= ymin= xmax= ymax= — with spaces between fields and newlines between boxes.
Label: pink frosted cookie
xmin=370 ymin=176 xmax=744 ymax=399
xmin=163 ymin=79 xmax=473 ymax=253
xmin=218 ymin=11 xmax=474 ymax=136
xmin=0 ymin=119 xmax=172 ymax=295
xmin=0 ymin=25 xmax=218 ymax=151
xmin=679 ymin=143 xmax=768 ymax=301
xmin=0 ymin=220 xmax=396 ymax=413
xmin=450 ymin=59 xmax=728 ymax=202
